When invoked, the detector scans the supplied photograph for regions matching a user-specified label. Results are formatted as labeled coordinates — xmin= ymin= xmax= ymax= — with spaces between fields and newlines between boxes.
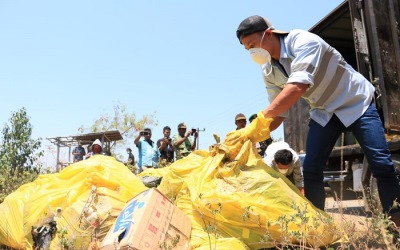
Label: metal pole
xmin=56 ymin=139 xmax=60 ymax=172
xmin=68 ymin=145 xmax=71 ymax=163
xmin=196 ymin=128 xmax=205 ymax=150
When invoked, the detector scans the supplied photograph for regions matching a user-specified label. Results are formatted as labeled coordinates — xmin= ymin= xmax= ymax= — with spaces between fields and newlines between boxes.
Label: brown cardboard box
xmin=101 ymin=188 xmax=191 ymax=250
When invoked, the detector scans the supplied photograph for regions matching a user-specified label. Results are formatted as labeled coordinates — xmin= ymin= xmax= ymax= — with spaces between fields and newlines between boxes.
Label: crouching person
xmin=264 ymin=141 xmax=304 ymax=194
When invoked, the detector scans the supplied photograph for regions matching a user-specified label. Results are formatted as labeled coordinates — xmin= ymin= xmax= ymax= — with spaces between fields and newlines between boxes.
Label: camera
xmin=140 ymin=131 xmax=149 ymax=136
xmin=168 ymin=138 xmax=172 ymax=141
xmin=191 ymin=128 xmax=196 ymax=136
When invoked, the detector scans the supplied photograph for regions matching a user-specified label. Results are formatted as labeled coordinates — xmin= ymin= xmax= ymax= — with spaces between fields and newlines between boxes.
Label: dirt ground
xmin=325 ymin=197 xmax=370 ymax=230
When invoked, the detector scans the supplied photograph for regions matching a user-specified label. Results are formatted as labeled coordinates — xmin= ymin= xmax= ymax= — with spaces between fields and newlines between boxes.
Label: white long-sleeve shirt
xmin=263 ymin=141 xmax=304 ymax=188
xmin=262 ymin=29 xmax=375 ymax=127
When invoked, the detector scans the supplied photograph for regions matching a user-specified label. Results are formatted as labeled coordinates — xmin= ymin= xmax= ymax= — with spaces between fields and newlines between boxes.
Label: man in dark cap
xmin=236 ymin=15 xmax=400 ymax=226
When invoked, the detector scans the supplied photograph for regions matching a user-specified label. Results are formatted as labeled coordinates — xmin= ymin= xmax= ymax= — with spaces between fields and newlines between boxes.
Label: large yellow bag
xmin=0 ymin=155 xmax=147 ymax=249
xmin=151 ymin=112 xmax=341 ymax=249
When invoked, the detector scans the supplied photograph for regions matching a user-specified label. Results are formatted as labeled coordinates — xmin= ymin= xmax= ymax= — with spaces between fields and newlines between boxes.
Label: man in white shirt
xmin=264 ymin=141 xmax=304 ymax=194
xmin=236 ymin=15 xmax=400 ymax=226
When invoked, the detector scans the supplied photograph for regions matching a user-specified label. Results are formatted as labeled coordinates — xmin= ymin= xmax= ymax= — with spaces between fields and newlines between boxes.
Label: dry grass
xmin=323 ymin=197 xmax=399 ymax=250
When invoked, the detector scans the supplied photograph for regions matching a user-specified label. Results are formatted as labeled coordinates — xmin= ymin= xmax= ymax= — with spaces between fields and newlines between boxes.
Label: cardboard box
xmin=101 ymin=188 xmax=191 ymax=250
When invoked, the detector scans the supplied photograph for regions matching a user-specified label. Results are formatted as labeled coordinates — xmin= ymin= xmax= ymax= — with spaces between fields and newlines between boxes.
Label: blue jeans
xmin=303 ymin=102 xmax=400 ymax=214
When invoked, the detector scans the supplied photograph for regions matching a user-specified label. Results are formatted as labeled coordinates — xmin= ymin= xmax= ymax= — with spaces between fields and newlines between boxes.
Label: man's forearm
xmin=269 ymin=117 xmax=285 ymax=131
xmin=134 ymin=135 xmax=141 ymax=145
xmin=174 ymin=137 xmax=186 ymax=147
xmin=191 ymin=138 xmax=197 ymax=150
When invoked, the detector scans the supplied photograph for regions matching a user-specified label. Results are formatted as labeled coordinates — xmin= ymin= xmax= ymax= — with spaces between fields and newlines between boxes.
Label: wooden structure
xmin=47 ymin=130 xmax=123 ymax=171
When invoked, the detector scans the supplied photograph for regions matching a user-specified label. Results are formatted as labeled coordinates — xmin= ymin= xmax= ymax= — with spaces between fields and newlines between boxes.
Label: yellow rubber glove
xmin=222 ymin=111 xmax=273 ymax=160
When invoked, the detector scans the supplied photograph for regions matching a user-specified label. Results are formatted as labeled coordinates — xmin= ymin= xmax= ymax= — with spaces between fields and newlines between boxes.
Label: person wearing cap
xmin=263 ymin=141 xmax=304 ymax=194
xmin=172 ymin=123 xmax=198 ymax=160
xmin=236 ymin=15 xmax=400 ymax=224
xmin=235 ymin=113 xmax=247 ymax=130
xmin=249 ymin=114 xmax=273 ymax=157
xmin=72 ymin=141 xmax=86 ymax=162
xmin=134 ymin=128 xmax=160 ymax=173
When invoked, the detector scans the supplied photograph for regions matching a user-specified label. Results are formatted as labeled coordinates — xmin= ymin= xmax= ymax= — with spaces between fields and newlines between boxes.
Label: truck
xmin=284 ymin=0 xmax=400 ymax=212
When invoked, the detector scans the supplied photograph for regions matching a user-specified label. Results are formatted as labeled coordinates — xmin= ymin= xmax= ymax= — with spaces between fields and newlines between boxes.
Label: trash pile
xmin=0 ymin=155 xmax=147 ymax=249
xmin=0 ymin=112 xmax=341 ymax=249
xmin=141 ymin=112 xmax=342 ymax=249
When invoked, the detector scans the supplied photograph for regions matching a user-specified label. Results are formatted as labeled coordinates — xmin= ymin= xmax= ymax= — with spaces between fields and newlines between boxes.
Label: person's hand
xmin=194 ymin=131 xmax=199 ymax=138
xmin=163 ymin=137 xmax=170 ymax=145
xmin=185 ymin=131 xmax=192 ymax=138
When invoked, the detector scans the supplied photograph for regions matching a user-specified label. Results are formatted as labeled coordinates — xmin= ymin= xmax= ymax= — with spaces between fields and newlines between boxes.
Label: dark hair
xmin=144 ymin=128 xmax=152 ymax=133
xmin=163 ymin=126 xmax=171 ymax=131
xmin=274 ymin=149 xmax=293 ymax=165
xmin=127 ymin=148 xmax=131 ymax=152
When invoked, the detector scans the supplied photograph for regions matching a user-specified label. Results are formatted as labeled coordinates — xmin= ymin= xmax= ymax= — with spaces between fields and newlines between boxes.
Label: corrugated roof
xmin=72 ymin=130 xmax=123 ymax=144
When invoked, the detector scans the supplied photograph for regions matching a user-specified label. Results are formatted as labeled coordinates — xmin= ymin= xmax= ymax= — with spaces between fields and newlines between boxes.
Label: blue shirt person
xmin=134 ymin=128 xmax=160 ymax=174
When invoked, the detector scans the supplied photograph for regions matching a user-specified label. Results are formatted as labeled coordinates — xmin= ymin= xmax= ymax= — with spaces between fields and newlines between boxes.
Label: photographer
xmin=172 ymin=123 xmax=198 ymax=160
xmin=134 ymin=128 xmax=160 ymax=174
xmin=157 ymin=126 xmax=174 ymax=163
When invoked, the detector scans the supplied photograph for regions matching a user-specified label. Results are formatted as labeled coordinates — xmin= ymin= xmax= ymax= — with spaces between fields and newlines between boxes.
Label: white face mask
xmin=249 ymin=29 xmax=272 ymax=65
xmin=278 ymin=168 xmax=289 ymax=175
xmin=249 ymin=48 xmax=271 ymax=65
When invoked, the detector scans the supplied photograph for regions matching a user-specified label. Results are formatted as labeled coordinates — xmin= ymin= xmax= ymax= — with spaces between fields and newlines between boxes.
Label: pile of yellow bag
xmin=0 ymin=155 xmax=147 ymax=249
xmin=0 ymin=112 xmax=341 ymax=249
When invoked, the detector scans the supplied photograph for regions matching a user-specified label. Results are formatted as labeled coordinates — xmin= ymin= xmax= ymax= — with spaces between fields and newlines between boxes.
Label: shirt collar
xmin=279 ymin=35 xmax=290 ymax=59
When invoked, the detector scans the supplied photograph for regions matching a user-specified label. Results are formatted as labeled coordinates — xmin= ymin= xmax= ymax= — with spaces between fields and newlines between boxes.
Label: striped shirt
xmin=262 ymin=29 xmax=375 ymax=127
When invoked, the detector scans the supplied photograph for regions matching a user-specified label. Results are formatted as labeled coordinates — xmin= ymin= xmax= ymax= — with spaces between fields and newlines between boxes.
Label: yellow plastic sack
xmin=153 ymin=111 xmax=341 ymax=249
xmin=0 ymin=155 xmax=147 ymax=249
xmin=0 ymin=111 xmax=342 ymax=249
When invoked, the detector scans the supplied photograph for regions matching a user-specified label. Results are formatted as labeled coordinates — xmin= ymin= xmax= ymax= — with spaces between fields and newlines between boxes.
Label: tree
xmin=79 ymin=103 xmax=158 ymax=160
xmin=0 ymin=108 xmax=44 ymax=202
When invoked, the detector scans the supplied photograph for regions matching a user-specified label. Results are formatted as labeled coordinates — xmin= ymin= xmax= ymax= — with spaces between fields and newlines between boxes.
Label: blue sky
xmin=0 ymin=0 xmax=344 ymax=167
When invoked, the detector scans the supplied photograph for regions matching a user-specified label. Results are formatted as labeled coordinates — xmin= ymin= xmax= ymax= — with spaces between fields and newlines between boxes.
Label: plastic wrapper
xmin=152 ymin=111 xmax=341 ymax=249
xmin=0 ymin=155 xmax=146 ymax=249
xmin=0 ymin=112 xmax=342 ymax=249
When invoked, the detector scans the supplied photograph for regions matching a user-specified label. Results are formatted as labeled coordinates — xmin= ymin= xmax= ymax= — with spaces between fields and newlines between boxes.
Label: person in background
xmin=235 ymin=113 xmax=247 ymax=130
xmin=236 ymin=15 xmax=400 ymax=225
xmin=72 ymin=141 xmax=86 ymax=162
xmin=157 ymin=126 xmax=174 ymax=163
xmin=173 ymin=123 xmax=197 ymax=160
xmin=249 ymin=113 xmax=273 ymax=156
xmin=134 ymin=128 xmax=160 ymax=173
xmin=86 ymin=139 xmax=103 ymax=159
xmin=264 ymin=141 xmax=304 ymax=194
xmin=126 ymin=148 xmax=135 ymax=166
